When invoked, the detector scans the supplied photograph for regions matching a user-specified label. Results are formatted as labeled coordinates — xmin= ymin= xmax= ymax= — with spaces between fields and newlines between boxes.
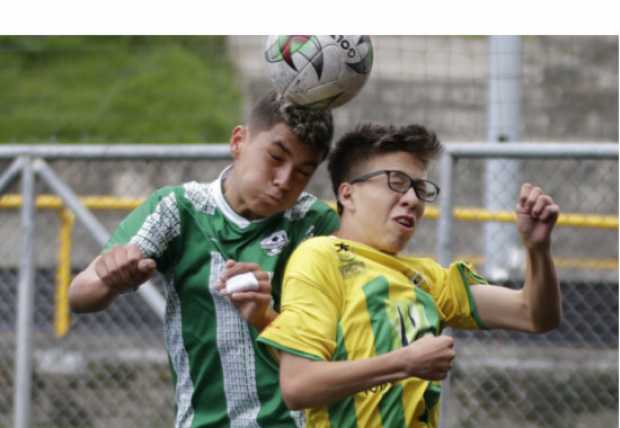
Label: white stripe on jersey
xmin=130 ymin=192 xmax=181 ymax=258
xmin=209 ymin=252 xmax=262 ymax=428
xmin=127 ymin=194 xmax=194 ymax=428
xmin=283 ymin=192 xmax=317 ymax=221
xmin=165 ymin=276 xmax=196 ymax=428
xmin=290 ymin=409 xmax=305 ymax=428
xmin=183 ymin=181 xmax=216 ymax=215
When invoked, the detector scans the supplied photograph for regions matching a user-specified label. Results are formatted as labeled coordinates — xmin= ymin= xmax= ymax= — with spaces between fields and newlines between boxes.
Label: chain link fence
xmin=0 ymin=157 xmax=234 ymax=428
xmin=0 ymin=145 xmax=617 ymax=428
xmin=436 ymin=147 xmax=618 ymax=428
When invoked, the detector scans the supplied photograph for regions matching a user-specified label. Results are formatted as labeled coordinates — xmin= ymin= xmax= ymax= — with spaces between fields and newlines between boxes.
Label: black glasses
xmin=349 ymin=170 xmax=440 ymax=202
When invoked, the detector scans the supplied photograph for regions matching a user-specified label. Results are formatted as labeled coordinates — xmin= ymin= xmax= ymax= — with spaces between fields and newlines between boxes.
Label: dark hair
xmin=327 ymin=123 xmax=443 ymax=213
xmin=248 ymin=90 xmax=334 ymax=160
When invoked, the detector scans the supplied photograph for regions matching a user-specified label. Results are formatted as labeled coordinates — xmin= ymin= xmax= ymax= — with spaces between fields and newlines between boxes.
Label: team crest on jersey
xmin=410 ymin=272 xmax=427 ymax=289
xmin=335 ymin=242 xmax=365 ymax=278
xmin=261 ymin=230 xmax=289 ymax=256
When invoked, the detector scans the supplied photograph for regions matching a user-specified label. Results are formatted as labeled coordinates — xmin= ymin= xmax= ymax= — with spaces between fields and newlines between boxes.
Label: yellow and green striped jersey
xmin=258 ymin=236 xmax=487 ymax=428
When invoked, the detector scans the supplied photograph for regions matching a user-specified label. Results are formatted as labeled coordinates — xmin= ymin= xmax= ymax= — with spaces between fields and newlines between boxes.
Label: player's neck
xmin=221 ymin=171 xmax=260 ymax=220
xmin=333 ymin=219 xmax=367 ymax=247
xmin=335 ymin=215 xmax=402 ymax=256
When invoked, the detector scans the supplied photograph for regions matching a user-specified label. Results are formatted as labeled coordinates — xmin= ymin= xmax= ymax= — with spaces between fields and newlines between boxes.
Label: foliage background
xmin=0 ymin=36 xmax=242 ymax=144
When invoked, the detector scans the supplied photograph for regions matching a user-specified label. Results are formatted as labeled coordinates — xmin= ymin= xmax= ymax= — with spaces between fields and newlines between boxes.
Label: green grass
xmin=0 ymin=36 xmax=242 ymax=144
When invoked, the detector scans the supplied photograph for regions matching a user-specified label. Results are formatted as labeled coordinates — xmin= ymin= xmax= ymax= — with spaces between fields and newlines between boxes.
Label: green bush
xmin=0 ymin=36 xmax=242 ymax=144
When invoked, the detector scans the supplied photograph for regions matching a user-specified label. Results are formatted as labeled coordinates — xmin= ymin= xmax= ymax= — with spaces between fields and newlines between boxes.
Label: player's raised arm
xmin=469 ymin=183 xmax=561 ymax=332
xmin=69 ymin=243 xmax=157 ymax=313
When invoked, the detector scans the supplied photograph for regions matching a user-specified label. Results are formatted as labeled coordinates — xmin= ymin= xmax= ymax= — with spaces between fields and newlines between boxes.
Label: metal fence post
xmin=0 ymin=157 xmax=25 ymax=195
xmin=438 ymin=151 xmax=455 ymax=267
xmin=437 ymin=151 xmax=455 ymax=428
xmin=13 ymin=157 xmax=36 ymax=428
xmin=484 ymin=36 xmax=522 ymax=280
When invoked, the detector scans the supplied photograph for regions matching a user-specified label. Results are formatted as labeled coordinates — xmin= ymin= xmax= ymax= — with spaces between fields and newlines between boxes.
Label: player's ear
xmin=338 ymin=182 xmax=355 ymax=214
xmin=230 ymin=126 xmax=248 ymax=160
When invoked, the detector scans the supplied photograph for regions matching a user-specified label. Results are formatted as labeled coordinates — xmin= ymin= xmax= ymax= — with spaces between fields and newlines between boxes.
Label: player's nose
xmin=399 ymin=186 xmax=420 ymax=207
xmin=273 ymin=165 xmax=294 ymax=191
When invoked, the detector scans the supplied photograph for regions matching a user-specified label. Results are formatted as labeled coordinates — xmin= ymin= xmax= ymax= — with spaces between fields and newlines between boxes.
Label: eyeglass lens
xmin=387 ymin=171 xmax=437 ymax=201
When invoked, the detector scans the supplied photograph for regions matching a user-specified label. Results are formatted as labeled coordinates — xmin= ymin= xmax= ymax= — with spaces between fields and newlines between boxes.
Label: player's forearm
xmin=522 ymin=246 xmax=561 ymax=332
xmin=69 ymin=266 xmax=119 ymax=313
xmin=280 ymin=349 xmax=407 ymax=410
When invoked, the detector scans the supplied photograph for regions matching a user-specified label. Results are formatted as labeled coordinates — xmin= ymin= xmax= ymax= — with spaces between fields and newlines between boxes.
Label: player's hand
xmin=516 ymin=183 xmax=560 ymax=250
xmin=401 ymin=335 xmax=455 ymax=380
xmin=94 ymin=244 xmax=157 ymax=294
xmin=216 ymin=260 xmax=274 ymax=330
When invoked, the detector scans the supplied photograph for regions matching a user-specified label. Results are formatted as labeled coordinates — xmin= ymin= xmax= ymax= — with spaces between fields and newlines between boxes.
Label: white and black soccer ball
xmin=264 ymin=35 xmax=373 ymax=109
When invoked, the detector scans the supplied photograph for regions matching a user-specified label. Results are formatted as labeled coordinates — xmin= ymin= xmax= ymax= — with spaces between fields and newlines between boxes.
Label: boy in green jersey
xmin=258 ymin=123 xmax=561 ymax=427
xmin=68 ymin=91 xmax=338 ymax=428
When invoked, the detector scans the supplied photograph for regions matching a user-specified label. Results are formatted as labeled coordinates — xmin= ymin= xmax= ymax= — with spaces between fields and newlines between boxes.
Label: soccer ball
xmin=264 ymin=35 xmax=373 ymax=109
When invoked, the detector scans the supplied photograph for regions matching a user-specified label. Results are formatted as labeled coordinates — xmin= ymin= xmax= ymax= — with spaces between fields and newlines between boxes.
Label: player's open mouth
xmin=394 ymin=216 xmax=414 ymax=230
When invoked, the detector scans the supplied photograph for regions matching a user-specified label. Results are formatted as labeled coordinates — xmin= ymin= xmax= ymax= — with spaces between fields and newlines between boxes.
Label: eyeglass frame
xmin=348 ymin=169 xmax=441 ymax=202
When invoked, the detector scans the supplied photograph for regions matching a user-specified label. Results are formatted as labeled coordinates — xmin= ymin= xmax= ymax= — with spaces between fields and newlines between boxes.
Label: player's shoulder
xmin=133 ymin=185 xmax=183 ymax=214
xmin=295 ymin=235 xmax=333 ymax=250
xmin=292 ymin=235 xmax=338 ymax=259
xmin=143 ymin=181 xmax=216 ymax=214
xmin=147 ymin=183 xmax=186 ymax=201
xmin=446 ymin=260 xmax=489 ymax=286
xmin=399 ymin=254 xmax=441 ymax=268
xmin=398 ymin=254 xmax=446 ymax=280
xmin=150 ymin=180 xmax=219 ymax=216
xmin=288 ymin=236 xmax=342 ymax=281
xmin=284 ymin=192 xmax=336 ymax=221
xmin=179 ymin=180 xmax=216 ymax=209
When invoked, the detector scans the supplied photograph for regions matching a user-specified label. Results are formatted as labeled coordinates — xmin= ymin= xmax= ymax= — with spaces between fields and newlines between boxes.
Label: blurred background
xmin=0 ymin=35 xmax=617 ymax=428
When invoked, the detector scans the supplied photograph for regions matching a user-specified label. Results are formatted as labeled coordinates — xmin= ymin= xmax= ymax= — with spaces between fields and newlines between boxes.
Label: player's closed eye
xmin=295 ymin=168 xmax=312 ymax=178
xmin=269 ymin=152 xmax=284 ymax=162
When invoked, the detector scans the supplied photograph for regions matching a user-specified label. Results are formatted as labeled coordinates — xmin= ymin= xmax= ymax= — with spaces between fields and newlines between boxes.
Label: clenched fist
xmin=516 ymin=183 xmax=560 ymax=250
xmin=401 ymin=335 xmax=455 ymax=380
xmin=216 ymin=260 xmax=275 ymax=331
xmin=94 ymin=244 xmax=157 ymax=294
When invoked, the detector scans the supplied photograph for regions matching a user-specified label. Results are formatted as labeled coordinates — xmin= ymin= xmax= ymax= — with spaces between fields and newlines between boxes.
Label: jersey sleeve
xmin=258 ymin=238 xmax=342 ymax=361
xmin=430 ymin=261 xmax=489 ymax=330
xmin=104 ymin=186 xmax=182 ymax=273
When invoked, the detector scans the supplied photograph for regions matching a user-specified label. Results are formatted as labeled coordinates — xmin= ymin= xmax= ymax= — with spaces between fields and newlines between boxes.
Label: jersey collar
xmin=211 ymin=166 xmax=266 ymax=229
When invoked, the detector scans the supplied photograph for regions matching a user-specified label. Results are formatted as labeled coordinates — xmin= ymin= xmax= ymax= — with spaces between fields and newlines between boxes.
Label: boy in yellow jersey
xmin=256 ymin=123 xmax=561 ymax=428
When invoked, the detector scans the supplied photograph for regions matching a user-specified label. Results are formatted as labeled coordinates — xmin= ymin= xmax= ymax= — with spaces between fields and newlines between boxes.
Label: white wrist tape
xmin=225 ymin=272 xmax=259 ymax=294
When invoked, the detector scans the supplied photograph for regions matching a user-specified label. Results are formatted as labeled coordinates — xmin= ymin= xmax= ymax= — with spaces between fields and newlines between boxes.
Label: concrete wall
xmin=228 ymin=35 xmax=618 ymax=142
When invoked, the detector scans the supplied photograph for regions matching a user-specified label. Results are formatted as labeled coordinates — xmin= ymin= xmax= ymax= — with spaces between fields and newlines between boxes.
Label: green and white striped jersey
xmin=105 ymin=169 xmax=340 ymax=428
